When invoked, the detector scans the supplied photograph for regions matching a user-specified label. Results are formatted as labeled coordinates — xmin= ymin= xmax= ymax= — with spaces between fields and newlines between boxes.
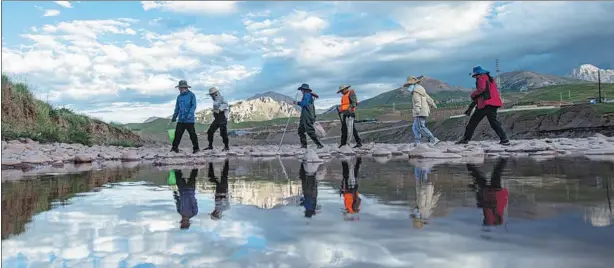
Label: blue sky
xmin=2 ymin=1 xmax=614 ymax=123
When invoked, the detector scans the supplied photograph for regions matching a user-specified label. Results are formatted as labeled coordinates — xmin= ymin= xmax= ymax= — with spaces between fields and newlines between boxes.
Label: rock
xmin=303 ymin=149 xmax=323 ymax=163
xmin=1 ymin=159 xmax=22 ymax=167
xmin=20 ymin=154 xmax=51 ymax=165
xmin=304 ymin=162 xmax=322 ymax=174
xmin=398 ymin=144 xmax=413 ymax=153
xmin=584 ymin=149 xmax=614 ymax=155
xmin=122 ymin=151 xmax=141 ymax=161
xmin=259 ymin=151 xmax=278 ymax=157
xmin=5 ymin=143 xmax=27 ymax=151
xmin=74 ymin=154 xmax=94 ymax=163
xmin=372 ymin=147 xmax=391 ymax=157
xmin=52 ymin=161 xmax=64 ymax=167
xmin=1 ymin=140 xmax=7 ymax=150
xmin=373 ymin=156 xmax=391 ymax=164
xmin=338 ymin=145 xmax=355 ymax=155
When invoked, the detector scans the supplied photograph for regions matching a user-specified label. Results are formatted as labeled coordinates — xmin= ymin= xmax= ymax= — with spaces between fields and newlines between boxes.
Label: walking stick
xmin=279 ymin=92 xmax=300 ymax=151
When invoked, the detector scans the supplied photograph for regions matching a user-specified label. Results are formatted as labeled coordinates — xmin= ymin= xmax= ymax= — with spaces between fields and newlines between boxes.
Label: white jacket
xmin=411 ymin=85 xmax=437 ymax=117
xmin=212 ymin=94 xmax=230 ymax=117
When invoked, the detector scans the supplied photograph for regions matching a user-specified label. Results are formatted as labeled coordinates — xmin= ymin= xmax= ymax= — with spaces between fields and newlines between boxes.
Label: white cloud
xmin=54 ymin=1 xmax=73 ymax=8
xmin=43 ymin=9 xmax=61 ymax=17
xmin=141 ymin=1 xmax=238 ymax=15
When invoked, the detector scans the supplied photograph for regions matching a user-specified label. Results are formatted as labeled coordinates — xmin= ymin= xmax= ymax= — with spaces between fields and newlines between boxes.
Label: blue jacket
xmin=172 ymin=90 xmax=197 ymax=123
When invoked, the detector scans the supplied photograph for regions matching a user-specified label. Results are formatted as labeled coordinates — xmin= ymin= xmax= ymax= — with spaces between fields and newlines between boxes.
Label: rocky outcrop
xmin=195 ymin=96 xmax=299 ymax=124
xmin=567 ymin=64 xmax=614 ymax=83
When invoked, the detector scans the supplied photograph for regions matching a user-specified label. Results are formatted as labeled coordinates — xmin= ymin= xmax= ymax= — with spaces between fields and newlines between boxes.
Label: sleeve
xmin=220 ymin=96 xmax=229 ymax=111
xmin=212 ymin=98 xmax=220 ymax=110
xmin=349 ymin=91 xmax=358 ymax=109
xmin=297 ymin=93 xmax=312 ymax=107
xmin=471 ymin=77 xmax=487 ymax=100
xmin=188 ymin=93 xmax=197 ymax=117
xmin=426 ymin=94 xmax=437 ymax=109
xmin=412 ymin=94 xmax=422 ymax=114
xmin=171 ymin=96 xmax=179 ymax=121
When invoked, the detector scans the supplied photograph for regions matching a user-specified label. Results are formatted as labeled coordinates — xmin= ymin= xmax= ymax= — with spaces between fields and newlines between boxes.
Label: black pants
xmin=340 ymin=113 xmax=362 ymax=146
xmin=172 ymin=123 xmax=199 ymax=150
xmin=207 ymin=112 xmax=229 ymax=147
xmin=462 ymin=105 xmax=508 ymax=142
xmin=298 ymin=115 xmax=322 ymax=147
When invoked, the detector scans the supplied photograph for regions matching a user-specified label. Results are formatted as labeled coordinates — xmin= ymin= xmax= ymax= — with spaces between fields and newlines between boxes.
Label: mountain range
xmin=136 ymin=64 xmax=609 ymax=124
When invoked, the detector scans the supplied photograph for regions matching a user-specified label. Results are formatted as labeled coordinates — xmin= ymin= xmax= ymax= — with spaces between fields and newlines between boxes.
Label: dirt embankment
xmin=1 ymin=75 xmax=141 ymax=146
xmin=239 ymin=104 xmax=614 ymax=145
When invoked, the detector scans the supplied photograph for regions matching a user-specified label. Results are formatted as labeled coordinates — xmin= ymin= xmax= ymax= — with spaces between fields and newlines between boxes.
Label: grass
xmin=1 ymin=74 xmax=140 ymax=146
xmin=514 ymin=83 xmax=614 ymax=104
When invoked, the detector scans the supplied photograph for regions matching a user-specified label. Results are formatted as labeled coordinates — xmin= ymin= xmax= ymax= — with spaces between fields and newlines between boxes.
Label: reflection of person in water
xmin=209 ymin=159 xmax=230 ymax=220
xmin=300 ymin=162 xmax=319 ymax=218
xmin=173 ymin=169 xmax=199 ymax=229
xmin=467 ymin=158 xmax=509 ymax=227
xmin=411 ymin=165 xmax=440 ymax=229
xmin=341 ymin=157 xmax=362 ymax=221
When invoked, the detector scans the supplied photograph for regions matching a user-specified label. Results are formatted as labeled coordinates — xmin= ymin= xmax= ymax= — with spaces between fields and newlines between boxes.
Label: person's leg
xmin=484 ymin=106 xmax=509 ymax=143
xmin=418 ymin=117 xmax=437 ymax=142
xmin=305 ymin=117 xmax=323 ymax=147
xmin=412 ymin=118 xmax=422 ymax=144
xmin=185 ymin=123 xmax=200 ymax=152
xmin=298 ymin=122 xmax=308 ymax=148
xmin=460 ymin=108 xmax=487 ymax=142
xmin=339 ymin=115 xmax=348 ymax=147
xmin=352 ymin=115 xmax=362 ymax=147
xmin=172 ymin=123 xmax=187 ymax=151
xmin=219 ymin=123 xmax=229 ymax=150
xmin=489 ymin=158 xmax=507 ymax=189
xmin=206 ymin=120 xmax=220 ymax=149
xmin=345 ymin=115 xmax=355 ymax=145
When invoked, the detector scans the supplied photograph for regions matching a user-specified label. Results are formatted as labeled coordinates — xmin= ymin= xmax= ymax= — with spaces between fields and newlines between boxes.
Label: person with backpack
xmin=403 ymin=76 xmax=440 ymax=145
xmin=337 ymin=85 xmax=363 ymax=148
xmin=170 ymin=80 xmax=200 ymax=154
xmin=293 ymin=83 xmax=324 ymax=149
xmin=456 ymin=66 xmax=510 ymax=145
xmin=206 ymin=87 xmax=230 ymax=151
xmin=340 ymin=157 xmax=362 ymax=221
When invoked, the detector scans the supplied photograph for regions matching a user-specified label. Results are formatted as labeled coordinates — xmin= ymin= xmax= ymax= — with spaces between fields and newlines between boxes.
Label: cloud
xmin=43 ymin=9 xmax=61 ymax=17
xmin=141 ymin=1 xmax=238 ymax=15
xmin=54 ymin=1 xmax=72 ymax=8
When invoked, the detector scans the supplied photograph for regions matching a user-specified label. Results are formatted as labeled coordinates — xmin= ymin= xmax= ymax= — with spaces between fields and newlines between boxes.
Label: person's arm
xmin=188 ymin=93 xmax=197 ymax=119
xmin=171 ymin=96 xmax=179 ymax=122
xmin=426 ymin=94 xmax=437 ymax=109
xmin=471 ymin=77 xmax=488 ymax=100
xmin=297 ymin=93 xmax=312 ymax=107
xmin=349 ymin=91 xmax=358 ymax=110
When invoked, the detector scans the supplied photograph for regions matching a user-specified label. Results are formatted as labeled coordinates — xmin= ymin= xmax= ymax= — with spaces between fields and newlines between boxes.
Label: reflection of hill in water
xmin=198 ymin=179 xmax=302 ymax=209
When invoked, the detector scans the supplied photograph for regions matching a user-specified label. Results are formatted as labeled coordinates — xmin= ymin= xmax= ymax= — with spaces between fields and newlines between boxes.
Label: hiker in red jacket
xmin=457 ymin=66 xmax=510 ymax=146
xmin=467 ymin=158 xmax=509 ymax=227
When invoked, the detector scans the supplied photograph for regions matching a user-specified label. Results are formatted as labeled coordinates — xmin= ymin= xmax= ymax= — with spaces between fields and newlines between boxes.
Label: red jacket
xmin=470 ymin=74 xmax=503 ymax=109
xmin=482 ymin=188 xmax=508 ymax=226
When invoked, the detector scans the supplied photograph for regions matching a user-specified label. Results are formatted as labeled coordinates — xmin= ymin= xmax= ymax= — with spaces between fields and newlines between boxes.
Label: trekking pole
xmin=278 ymin=92 xmax=299 ymax=151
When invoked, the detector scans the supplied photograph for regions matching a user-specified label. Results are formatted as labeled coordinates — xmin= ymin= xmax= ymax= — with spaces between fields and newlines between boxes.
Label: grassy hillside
xmin=1 ymin=75 xmax=141 ymax=146
xmin=358 ymin=88 xmax=470 ymax=107
xmin=514 ymin=83 xmax=614 ymax=103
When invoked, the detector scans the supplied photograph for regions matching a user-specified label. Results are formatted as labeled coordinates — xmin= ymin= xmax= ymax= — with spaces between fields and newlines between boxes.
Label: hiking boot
xmin=431 ymin=138 xmax=441 ymax=145
xmin=204 ymin=146 xmax=213 ymax=150
xmin=455 ymin=140 xmax=469 ymax=145
xmin=171 ymin=147 xmax=179 ymax=153
xmin=317 ymin=144 xmax=324 ymax=149
xmin=353 ymin=144 xmax=363 ymax=148
xmin=500 ymin=140 xmax=511 ymax=146
xmin=193 ymin=149 xmax=200 ymax=154
xmin=301 ymin=145 xmax=307 ymax=149
xmin=338 ymin=144 xmax=347 ymax=149
xmin=222 ymin=146 xmax=229 ymax=152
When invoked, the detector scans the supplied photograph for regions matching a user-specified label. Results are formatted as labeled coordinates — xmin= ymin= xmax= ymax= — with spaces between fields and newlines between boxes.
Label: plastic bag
xmin=314 ymin=122 xmax=327 ymax=137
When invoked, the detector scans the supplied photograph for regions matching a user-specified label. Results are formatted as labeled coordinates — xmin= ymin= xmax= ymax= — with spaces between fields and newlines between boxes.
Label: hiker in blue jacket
xmin=170 ymin=80 xmax=200 ymax=154
xmin=173 ymin=169 xmax=199 ymax=229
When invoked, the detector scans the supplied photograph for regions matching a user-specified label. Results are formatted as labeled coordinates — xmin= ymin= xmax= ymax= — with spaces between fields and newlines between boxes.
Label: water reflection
xmin=467 ymin=158 xmax=509 ymax=229
xmin=172 ymin=169 xmax=199 ymax=229
xmin=2 ymin=157 xmax=614 ymax=267
xmin=340 ymin=157 xmax=362 ymax=221
xmin=209 ymin=159 xmax=230 ymax=220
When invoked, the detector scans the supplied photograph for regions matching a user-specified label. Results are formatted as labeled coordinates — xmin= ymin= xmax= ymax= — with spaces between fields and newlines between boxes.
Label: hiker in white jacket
xmin=206 ymin=87 xmax=230 ymax=151
xmin=403 ymin=76 xmax=440 ymax=145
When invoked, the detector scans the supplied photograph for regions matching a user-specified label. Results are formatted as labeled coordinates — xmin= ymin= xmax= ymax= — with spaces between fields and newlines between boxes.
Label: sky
xmin=2 ymin=1 xmax=614 ymax=124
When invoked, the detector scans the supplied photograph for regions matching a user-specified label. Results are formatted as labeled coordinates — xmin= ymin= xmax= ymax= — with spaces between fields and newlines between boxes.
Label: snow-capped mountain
xmin=567 ymin=64 xmax=614 ymax=83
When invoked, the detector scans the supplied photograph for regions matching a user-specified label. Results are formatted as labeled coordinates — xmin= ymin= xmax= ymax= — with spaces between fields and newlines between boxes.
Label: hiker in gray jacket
xmin=206 ymin=87 xmax=230 ymax=151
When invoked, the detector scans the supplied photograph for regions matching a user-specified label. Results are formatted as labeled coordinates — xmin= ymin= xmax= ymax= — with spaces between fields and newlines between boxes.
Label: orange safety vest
xmin=343 ymin=192 xmax=360 ymax=213
xmin=340 ymin=89 xmax=357 ymax=112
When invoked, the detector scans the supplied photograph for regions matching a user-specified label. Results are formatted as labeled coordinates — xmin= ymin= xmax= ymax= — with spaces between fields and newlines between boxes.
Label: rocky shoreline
xmin=2 ymin=134 xmax=614 ymax=181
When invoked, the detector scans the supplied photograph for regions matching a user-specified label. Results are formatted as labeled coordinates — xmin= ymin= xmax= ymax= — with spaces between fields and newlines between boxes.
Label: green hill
xmin=1 ymin=74 xmax=141 ymax=146
xmin=513 ymin=83 xmax=614 ymax=104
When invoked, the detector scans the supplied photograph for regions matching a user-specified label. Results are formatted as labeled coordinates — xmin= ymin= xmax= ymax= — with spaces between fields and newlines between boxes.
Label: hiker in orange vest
xmin=337 ymin=85 xmax=362 ymax=148
xmin=467 ymin=158 xmax=509 ymax=228
xmin=340 ymin=157 xmax=362 ymax=221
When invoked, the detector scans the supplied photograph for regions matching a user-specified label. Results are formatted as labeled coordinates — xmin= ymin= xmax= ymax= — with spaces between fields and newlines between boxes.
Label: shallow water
xmin=2 ymin=157 xmax=614 ymax=268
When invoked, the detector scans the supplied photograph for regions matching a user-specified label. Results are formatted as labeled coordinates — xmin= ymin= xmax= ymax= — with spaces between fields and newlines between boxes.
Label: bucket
xmin=168 ymin=171 xmax=176 ymax=185
xmin=167 ymin=129 xmax=175 ymax=143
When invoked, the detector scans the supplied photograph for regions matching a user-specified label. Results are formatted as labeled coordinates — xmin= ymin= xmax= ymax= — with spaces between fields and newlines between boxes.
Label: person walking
xmin=173 ymin=169 xmax=199 ymax=229
xmin=299 ymin=161 xmax=319 ymax=218
xmin=403 ymin=76 xmax=440 ymax=145
xmin=467 ymin=158 xmax=509 ymax=227
xmin=209 ymin=159 xmax=230 ymax=220
xmin=340 ymin=157 xmax=362 ymax=221
xmin=294 ymin=83 xmax=324 ymax=149
xmin=170 ymin=80 xmax=200 ymax=154
xmin=457 ymin=66 xmax=510 ymax=145
xmin=206 ymin=87 xmax=230 ymax=151
xmin=337 ymin=85 xmax=363 ymax=148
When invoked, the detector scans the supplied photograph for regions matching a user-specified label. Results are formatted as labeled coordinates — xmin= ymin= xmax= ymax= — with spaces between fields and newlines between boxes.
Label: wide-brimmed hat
xmin=297 ymin=83 xmax=311 ymax=91
xmin=404 ymin=76 xmax=421 ymax=86
xmin=208 ymin=87 xmax=219 ymax=95
xmin=337 ymin=84 xmax=351 ymax=93
xmin=471 ymin=66 xmax=490 ymax=77
xmin=175 ymin=80 xmax=191 ymax=88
